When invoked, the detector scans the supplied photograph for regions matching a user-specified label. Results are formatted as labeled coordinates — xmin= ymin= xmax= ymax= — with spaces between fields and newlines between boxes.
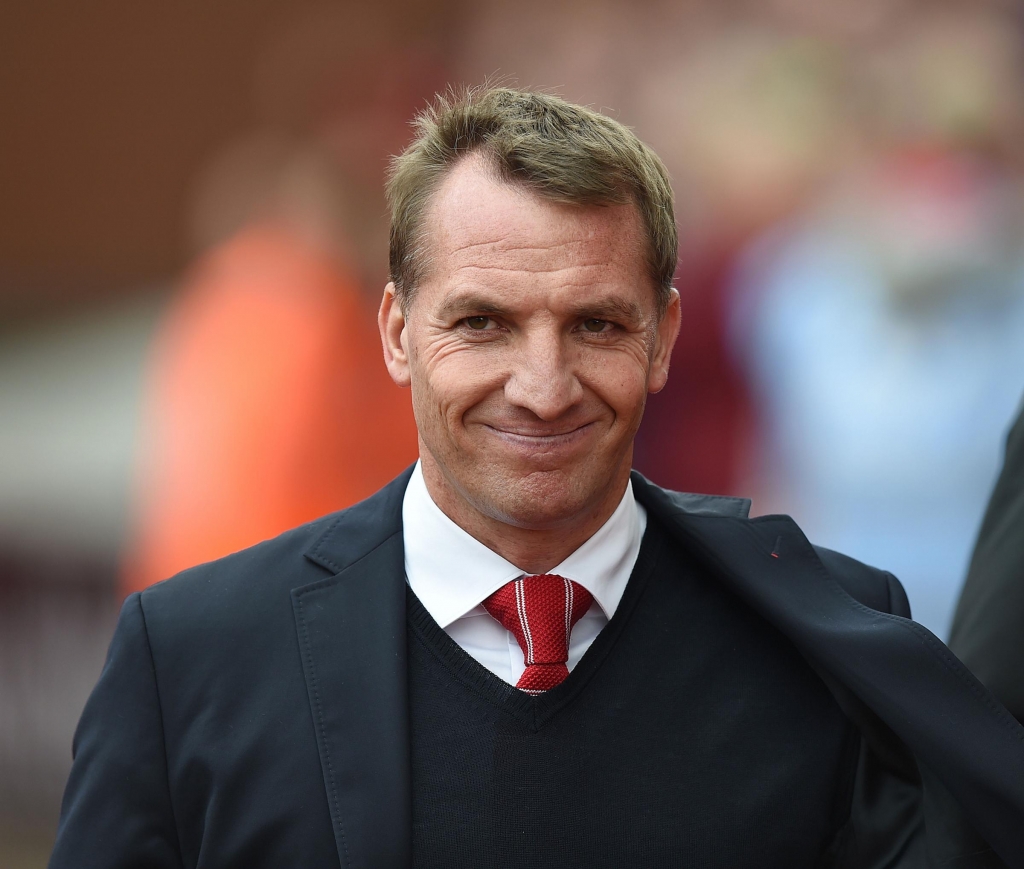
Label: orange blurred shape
xmin=121 ymin=224 xmax=418 ymax=594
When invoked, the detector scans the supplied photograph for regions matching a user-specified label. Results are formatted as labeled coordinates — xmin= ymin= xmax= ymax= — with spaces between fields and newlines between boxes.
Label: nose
xmin=503 ymin=330 xmax=584 ymax=420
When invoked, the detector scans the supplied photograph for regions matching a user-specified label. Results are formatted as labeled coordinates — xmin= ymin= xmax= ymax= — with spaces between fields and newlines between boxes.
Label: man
xmin=51 ymin=87 xmax=1024 ymax=868
xmin=950 ymin=394 xmax=1024 ymax=723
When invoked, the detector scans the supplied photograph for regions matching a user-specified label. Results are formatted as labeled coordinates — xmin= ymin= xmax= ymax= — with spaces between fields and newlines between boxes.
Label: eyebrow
xmin=567 ymin=298 xmax=646 ymax=327
xmin=435 ymin=292 xmax=514 ymax=321
xmin=435 ymin=291 xmax=648 ymax=327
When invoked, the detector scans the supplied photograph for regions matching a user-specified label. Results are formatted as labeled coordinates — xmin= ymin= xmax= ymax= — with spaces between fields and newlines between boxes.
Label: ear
xmin=648 ymin=287 xmax=681 ymax=395
xmin=379 ymin=282 xmax=411 ymax=387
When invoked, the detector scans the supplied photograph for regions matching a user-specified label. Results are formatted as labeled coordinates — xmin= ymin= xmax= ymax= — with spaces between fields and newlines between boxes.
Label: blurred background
xmin=3 ymin=0 xmax=1024 ymax=863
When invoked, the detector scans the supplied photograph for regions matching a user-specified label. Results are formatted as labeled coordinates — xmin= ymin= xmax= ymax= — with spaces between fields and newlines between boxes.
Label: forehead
xmin=417 ymin=155 xmax=652 ymax=297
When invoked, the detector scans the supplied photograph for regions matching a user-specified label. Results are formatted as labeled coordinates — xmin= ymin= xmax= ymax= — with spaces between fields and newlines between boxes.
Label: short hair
xmin=386 ymin=86 xmax=677 ymax=314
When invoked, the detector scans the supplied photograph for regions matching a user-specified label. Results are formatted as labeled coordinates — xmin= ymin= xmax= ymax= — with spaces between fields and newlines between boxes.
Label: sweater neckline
xmin=406 ymin=517 xmax=667 ymax=731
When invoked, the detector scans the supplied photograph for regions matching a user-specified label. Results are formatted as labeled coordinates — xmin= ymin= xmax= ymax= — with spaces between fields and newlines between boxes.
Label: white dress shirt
xmin=403 ymin=462 xmax=647 ymax=686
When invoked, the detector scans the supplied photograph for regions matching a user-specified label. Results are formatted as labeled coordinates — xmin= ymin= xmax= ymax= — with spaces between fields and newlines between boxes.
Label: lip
xmin=482 ymin=422 xmax=596 ymax=455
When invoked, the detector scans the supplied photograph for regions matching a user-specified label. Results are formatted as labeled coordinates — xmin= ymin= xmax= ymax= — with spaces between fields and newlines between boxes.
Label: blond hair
xmin=386 ymin=86 xmax=677 ymax=313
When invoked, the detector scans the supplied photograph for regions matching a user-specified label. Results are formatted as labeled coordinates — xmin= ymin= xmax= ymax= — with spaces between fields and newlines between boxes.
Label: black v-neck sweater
xmin=407 ymin=517 xmax=859 ymax=868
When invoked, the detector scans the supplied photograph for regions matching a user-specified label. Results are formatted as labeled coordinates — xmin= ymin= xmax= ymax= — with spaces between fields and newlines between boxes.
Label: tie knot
xmin=482 ymin=574 xmax=594 ymax=692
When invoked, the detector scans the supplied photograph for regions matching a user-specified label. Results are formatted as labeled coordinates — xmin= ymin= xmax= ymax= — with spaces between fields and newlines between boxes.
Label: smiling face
xmin=380 ymin=154 xmax=680 ymax=566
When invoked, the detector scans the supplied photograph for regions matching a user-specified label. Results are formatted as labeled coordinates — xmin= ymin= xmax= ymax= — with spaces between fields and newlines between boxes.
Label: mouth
xmin=482 ymin=422 xmax=596 ymax=454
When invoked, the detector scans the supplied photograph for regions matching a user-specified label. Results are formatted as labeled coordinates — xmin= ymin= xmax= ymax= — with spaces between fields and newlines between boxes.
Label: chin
xmin=473 ymin=466 xmax=603 ymax=530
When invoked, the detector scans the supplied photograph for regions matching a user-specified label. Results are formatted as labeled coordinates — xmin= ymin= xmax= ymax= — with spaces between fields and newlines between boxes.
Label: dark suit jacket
xmin=950 ymin=396 xmax=1024 ymax=722
xmin=50 ymin=470 xmax=1024 ymax=869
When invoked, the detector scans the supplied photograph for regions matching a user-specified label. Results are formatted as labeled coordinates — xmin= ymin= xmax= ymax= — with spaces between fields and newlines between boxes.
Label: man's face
xmin=380 ymin=155 xmax=680 ymax=541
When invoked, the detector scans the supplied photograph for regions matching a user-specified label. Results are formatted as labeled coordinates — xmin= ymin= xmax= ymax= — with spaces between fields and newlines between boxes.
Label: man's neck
xmin=419 ymin=461 xmax=632 ymax=574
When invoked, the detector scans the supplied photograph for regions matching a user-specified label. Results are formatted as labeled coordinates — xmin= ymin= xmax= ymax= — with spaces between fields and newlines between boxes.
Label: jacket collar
xmin=303 ymin=468 xmax=750 ymax=573
xmin=630 ymin=469 xmax=751 ymax=519
xmin=303 ymin=465 xmax=413 ymax=573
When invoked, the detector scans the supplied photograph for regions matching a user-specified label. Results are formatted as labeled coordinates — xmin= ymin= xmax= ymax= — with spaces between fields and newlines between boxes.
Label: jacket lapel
xmin=292 ymin=469 xmax=414 ymax=869
xmin=633 ymin=473 xmax=1024 ymax=867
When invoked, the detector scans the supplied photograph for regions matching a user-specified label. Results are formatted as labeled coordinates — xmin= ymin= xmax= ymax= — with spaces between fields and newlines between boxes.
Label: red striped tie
xmin=482 ymin=574 xmax=594 ymax=693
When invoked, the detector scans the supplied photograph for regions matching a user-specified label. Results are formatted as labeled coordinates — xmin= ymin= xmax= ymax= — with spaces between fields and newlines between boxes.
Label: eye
xmin=582 ymin=318 xmax=611 ymax=333
xmin=464 ymin=316 xmax=492 ymax=330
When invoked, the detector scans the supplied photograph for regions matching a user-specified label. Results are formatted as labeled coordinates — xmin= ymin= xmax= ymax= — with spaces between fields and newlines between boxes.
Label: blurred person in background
xmin=120 ymin=9 xmax=450 ymax=593
xmin=727 ymin=12 xmax=1024 ymax=639
xmin=120 ymin=141 xmax=418 ymax=593
xmin=949 ymin=393 xmax=1024 ymax=723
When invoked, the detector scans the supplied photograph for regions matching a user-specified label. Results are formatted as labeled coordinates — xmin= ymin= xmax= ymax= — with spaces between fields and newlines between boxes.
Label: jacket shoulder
xmin=140 ymin=511 xmax=340 ymax=607
xmin=137 ymin=466 xmax=412 ymax=618
xmin=812 ymin=544 xmax=911 ymax=617
xmin=632 ymin=471 xmax=908 ymax=618
xmin=133 ymin=513 xmax=344 ymax=659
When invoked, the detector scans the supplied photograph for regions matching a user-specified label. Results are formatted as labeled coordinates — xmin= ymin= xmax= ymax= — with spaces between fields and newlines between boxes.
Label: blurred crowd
xmin=3 ymin=0 xmax=1024 ymax=862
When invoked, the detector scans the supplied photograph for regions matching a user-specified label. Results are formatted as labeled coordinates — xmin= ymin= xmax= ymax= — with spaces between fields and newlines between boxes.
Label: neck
xmin=419 ymin=461 xmax=631 ymax=574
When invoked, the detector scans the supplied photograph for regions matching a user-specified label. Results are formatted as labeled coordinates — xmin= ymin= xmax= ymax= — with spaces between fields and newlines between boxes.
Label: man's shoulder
xmin=634 ymin=472 xmax=907 ymax=617
xmin=140 ymin=512 xmax=338 ymax=604
xmin=809 ymin=544 xmax=911 ymax=617
xmin=136 ymin=468 xmax=412 ymax=632
xmin=131 ymin=512 xmax=344 ymax=657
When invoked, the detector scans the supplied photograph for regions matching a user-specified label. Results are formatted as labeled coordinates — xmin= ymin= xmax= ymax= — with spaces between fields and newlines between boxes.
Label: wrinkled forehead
xmin=416 ymin=154 xmax=654 ymax=298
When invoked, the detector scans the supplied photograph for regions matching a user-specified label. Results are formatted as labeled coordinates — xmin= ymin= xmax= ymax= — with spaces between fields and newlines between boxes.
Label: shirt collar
xmin=403 ymin=462 xmax=646 ymax=628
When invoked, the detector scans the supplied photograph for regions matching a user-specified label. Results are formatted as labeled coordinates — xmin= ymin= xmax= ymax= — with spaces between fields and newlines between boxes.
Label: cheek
xmin=410 ymin=349 xmax=506 ymax=423
xmin=581 ymin=350 xmax=651 ymax=416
